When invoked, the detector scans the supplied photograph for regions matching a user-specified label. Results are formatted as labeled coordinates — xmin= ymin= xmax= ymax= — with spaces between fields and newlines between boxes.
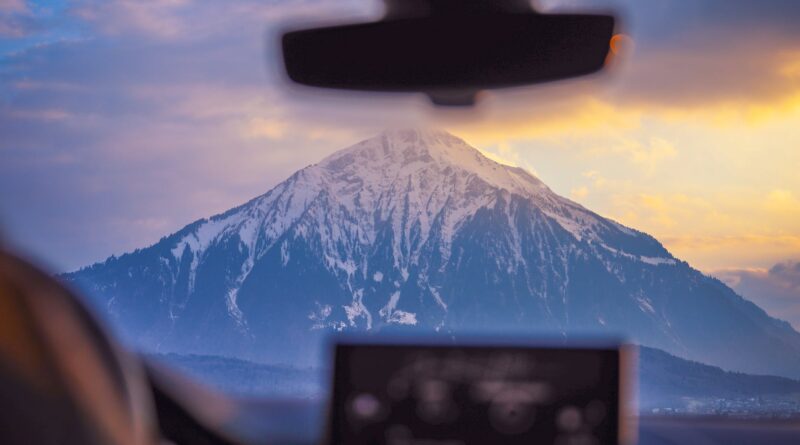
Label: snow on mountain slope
xmin=168 ymin=129 xmax=666 ymax=306
xmin=64 ymin=129 xmax=800 ymax=378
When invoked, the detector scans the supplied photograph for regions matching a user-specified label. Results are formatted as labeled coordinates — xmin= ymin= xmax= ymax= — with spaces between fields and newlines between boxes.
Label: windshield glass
xmin=2 ymin=0 xmax=800 ymax=422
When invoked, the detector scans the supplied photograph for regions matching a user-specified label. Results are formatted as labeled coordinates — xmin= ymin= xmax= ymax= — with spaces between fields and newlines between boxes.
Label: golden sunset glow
xmin=442 ymin=57 xmax=800 ymax=273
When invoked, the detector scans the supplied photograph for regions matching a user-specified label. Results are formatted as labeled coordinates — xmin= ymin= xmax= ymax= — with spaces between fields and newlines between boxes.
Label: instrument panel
xmin=329 ymin=341 xmax=629 ymax=445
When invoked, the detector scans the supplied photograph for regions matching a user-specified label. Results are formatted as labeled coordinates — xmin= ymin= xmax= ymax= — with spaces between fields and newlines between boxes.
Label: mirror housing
xmin=281 ymin=0 xmax=616 ymax=106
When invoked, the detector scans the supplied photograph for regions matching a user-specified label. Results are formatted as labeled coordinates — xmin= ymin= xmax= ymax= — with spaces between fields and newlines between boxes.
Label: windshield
xmin=2 ymin=0 xmax=800 ymax=422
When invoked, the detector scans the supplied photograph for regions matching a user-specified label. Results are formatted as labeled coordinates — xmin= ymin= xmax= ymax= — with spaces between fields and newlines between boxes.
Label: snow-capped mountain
xmin=64 ymin=129 xmax=800 ymax=378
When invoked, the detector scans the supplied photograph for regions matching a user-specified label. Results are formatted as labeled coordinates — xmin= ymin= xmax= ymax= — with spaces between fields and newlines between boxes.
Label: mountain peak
xmin=378 ymin=127 xmax=465 ymax=146
xmin=318 ymin=128 xmax=550 ymax=200
xmin=321 ymin=127 xmax=473 ymax=164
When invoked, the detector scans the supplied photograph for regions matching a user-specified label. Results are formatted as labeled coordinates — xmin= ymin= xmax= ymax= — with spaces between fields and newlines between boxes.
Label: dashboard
xmin=145 ymin=340 xmax=800 ymax=445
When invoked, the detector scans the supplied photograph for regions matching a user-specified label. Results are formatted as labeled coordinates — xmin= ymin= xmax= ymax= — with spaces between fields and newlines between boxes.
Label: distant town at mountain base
xmin=150 ymin=345 xmax=800 ymax=418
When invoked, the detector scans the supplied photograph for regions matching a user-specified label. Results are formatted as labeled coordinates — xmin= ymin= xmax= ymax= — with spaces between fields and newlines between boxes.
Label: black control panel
xmin=328 ymin=341 xmax=625 ymax=445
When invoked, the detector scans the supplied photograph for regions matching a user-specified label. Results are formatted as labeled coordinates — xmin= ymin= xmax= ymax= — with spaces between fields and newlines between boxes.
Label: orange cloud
xmin=712 ymin=260 xmax=800 ymax=329
xmin=765 ymin=189 xmax=800 ymax=217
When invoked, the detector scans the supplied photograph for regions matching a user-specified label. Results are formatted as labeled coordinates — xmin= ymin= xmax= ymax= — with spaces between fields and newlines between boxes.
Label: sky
xmin=1 ymin=0 xmax=799 ymax=326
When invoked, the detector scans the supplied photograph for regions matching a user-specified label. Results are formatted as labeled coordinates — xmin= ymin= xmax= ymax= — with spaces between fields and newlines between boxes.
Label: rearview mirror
xmin=281 ymin=0 xmax=616 ymax=106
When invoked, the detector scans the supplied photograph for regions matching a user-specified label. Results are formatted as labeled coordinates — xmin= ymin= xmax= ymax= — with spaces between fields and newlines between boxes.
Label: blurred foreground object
xmin=0 ymin=250 xmax=156 ymax=445
xmin=327 ymin=336 xmax=636 ymax=445
xmin=281 ymin=0 xmax=616 ymax=106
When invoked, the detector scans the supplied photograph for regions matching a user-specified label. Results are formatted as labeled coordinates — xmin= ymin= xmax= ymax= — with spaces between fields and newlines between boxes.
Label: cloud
xmin=482 ymin=0 xmax=800 ymax=124
xmin=559 ymin=178 xmax=800 ymax=271
xmin=70 ymin=0 xmax=192 ymax=40
xmin=2 ymin=0 xmax=800 ymax=274
xmin=0 ymin=0 xmax=36 ymax=37
xmin=570 ymin=186 xmax=589 ymax=200
xmin=0 ymin=4 xmax=381 ymax=270
xmin=583 ymin=137 xmax=677 ymax=175
xmin=713 ymin=260 xmax=800 ymax=329
xmin=540 ymin=0 xmax=800 ymax=41
xmin=612 ymin=34 xmax=800 ymax=113
xmin=764 ymin=189 xmax=800 ymax=218
xmin=0 ymin=0 xmax=27 ymax=12
xmin=7 ymin=108 xmax=71 ymax=120
xmin=662 ymin=235 xmax=800 ymax=270
xmin=67 ymin=0 xmax=378 ymax=41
